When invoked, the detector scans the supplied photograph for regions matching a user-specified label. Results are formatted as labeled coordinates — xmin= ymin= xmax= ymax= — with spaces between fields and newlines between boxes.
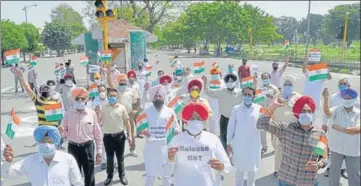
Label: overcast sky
xmin=1 ymin=1 xmax=358 ymax=29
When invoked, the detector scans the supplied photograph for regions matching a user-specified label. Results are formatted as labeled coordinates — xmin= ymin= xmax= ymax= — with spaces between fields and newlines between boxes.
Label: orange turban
xmin=117 ymin=73 xmax=128 ymax=83
xmin=210 ymin=67 xmax=221 ymax=75
xmin=71 ymin=87 xmax=89 ymax=101
xmin=292 ymin=96 xmax=316 ymax=119
xmin=93 ymin=73 xmax=101 ymax=79
xmin=182 ymin=102 xmax=209 ymax=121
xmin=127 ymin=70 xmax=136 ymax=79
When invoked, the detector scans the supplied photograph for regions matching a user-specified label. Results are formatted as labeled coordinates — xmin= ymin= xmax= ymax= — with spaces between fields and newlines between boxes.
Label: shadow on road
xmin=256 ymin=173 xmax=278 ymax=185
xmin=11 ymin=183 xmax=31 ymax=186
xmin=125 ymin=162 xmax=145 ymax=172
xmin=1 ymin=110 xmax=35 ymax=116
xmin=261 ymin=150 xmax=275 ymax=159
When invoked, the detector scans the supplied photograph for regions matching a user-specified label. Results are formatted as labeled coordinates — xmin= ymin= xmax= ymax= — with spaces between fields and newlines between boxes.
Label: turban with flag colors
xmin=210 ymin=67 xmax=221 ymax=75
xmin=160 ymin=75 xmax=172 ymax=84
xmin=188 ymin=79 xmax=202 ymax=91
xmin=117 ymin=73 xmax=128 ymax=83
xmin=182 ymin=102 xmax=209 ymax=122
xmin=71 ymin=87 xmax=89 ymax=101
xmin=292 ymin=96 xmax=316 ymax=119
xmin=33 ymin=125 xmax=61 ymax=145
xmin=127 ymin=70 xmax=137 ymax=79
xmin=149 ymin=85 xmax=167 ymax=100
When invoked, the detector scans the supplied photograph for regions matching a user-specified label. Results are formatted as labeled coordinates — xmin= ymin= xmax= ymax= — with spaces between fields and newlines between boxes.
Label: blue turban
xmin=341 ymin=88 xmax=358 ymax=99
xmin=33 ymin=126 xmax=61 ymax=145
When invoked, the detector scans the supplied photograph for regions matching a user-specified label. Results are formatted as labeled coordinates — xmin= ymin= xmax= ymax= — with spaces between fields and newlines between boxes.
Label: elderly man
xmin=271 ymin=75 xmax=301 ymax=178
xmin=61 ymin=74 xmax=76 ymax=111
xmin=227 ymin=86 xmax=263 ymax=186
xmin=167 ymin=102 xmax=231 ymax=186
xmin=60 ymin=87 xmax=103 ymax=186
xmin=270 ymin=57 xmax=289 ymax=90
xmin=2 ymin=126 xmax=83 ymax=186
xmin=323 ymin=88 xmax=360 ymax=186
xmin=202 ymin=73 xmax=245 ymax=149
xmin=258 ymin=72 xmax=280 ymax=154
xmin=257 ymin=96 xmax=327 ymax=186
xmin=141 ymin=85 xmax=180 ymax=186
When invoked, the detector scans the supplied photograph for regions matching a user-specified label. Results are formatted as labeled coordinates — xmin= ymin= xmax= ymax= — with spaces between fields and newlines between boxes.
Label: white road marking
xmin=1 ymin=87 xmax=13 ymax=93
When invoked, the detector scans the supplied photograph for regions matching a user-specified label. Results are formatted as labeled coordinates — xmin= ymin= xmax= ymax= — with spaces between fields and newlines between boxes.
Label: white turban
xmin=283 ymin=75 xmax=295 ymax=86
xmin=148 ymin=85 xmax=167 ymax=100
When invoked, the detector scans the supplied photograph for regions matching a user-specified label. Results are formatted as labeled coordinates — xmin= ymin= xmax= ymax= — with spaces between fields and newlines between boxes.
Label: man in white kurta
xmin=167 ymin=102 xmax=231 ymax=186
xmin=226 ymin=87 xmax=263 ymax=186
xmin=142 ymin=85 xmax=180 ymax=186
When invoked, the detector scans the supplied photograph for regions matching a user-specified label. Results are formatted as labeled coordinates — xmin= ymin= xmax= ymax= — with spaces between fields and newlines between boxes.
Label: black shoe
xmin=261 ymin=148 xmax=267 ymax=154
xmin=136 ymin=134 xmax=144 ymax=139
xmin=119 ymin=175 xmax=128 ymax=185
xmin=273 ymin=171 xmax=278 ymax=178
xmin=324 ymin=168 xmax=329 ymax=177
xmin=104 ymin=177 xmax=113 ymax=186
xmin=341 ymin=169 xmax=348 ymax=179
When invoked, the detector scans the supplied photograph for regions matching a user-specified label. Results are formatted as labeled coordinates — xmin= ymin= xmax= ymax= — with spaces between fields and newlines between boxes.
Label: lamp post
xmin=342 ymin=12 xmax=349 ymax=59
xmin=22 ymin=4 xmax=37 ymax=23
xmin=304 ymin=0 xmax=311 ymax=58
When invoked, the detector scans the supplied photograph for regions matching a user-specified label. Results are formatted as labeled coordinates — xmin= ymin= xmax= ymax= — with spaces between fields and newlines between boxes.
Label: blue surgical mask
xmin=283 ymin=86 xmax=293 ymax=98
xmin=211 ymin=74 xmax=220 ymax=80
xmin=108 ymin=96 xmax=117 ymax=104
xmin=338 ymin=85 xmax=347 ymax=91
xmin=298 ymin=113 xmax=313 ymax=125
xmin=243 ymin=96 xmax=253 ymax=106
xmin=228 ymin=68 xmax=233 ymax=73
xmin=38 ymin=143 xmax=56 ymax=158
xmin=118 ymin=85 xmax=127 ymax=92
xmin=263 ymin=79 xmax=270 ymax=86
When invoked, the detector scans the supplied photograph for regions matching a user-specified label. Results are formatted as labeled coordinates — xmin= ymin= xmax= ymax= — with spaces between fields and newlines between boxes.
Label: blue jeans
xmin=278 ymin=180 xmax=319 ymax=186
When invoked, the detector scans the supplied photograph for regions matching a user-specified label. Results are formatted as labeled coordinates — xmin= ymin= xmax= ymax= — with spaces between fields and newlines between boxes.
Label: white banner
xmin=250 ymin=64 xmax=259 ymax=77
xmin=308 ymin=49 xmax=321 ymax=62
xmin=88 ymin=65 xmax=100 ymax=74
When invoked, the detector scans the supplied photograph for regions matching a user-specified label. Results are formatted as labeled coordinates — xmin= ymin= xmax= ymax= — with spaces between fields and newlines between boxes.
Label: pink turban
xmin=71 ymin=87 xmax=89 ymax=101
xmin=148 ymin=85 xmax=167 ymax=100
xmin=292 ymin=96 xmax=316 ymax=119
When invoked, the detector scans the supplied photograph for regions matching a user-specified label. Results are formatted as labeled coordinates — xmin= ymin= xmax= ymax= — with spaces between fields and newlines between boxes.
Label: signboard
xmin=250 ymin=64 xmax=259 ymax=77
xmin=130 ymin=31 xmax=146 ymax=70
xmin=88 ymin=65 xmax=100 ymax=74
xmin=109 ymin=43 xmax=125 ymax=48
xmin=308 ymin=48 xmax=321 ymax=62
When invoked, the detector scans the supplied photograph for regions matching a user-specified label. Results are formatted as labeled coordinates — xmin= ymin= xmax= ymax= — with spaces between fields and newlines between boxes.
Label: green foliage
xmin=41 ymin=22 xmax=72 ymax=53
xmin=20 ymin=23 xmax=40 ymax=53
xmin=274 ymin=16 xmax=299 ymax=41
xmin=0 ymin=20 xmax=28 ymax=51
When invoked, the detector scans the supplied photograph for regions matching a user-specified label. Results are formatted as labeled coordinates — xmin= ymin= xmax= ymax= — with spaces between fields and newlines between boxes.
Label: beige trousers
xmin=271 ymin=135 xmax=282 ymax=172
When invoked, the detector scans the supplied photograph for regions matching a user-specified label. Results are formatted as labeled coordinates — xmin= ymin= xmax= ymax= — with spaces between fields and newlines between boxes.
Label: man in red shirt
xmin=237 ymin=59 xmax=251 ymax=80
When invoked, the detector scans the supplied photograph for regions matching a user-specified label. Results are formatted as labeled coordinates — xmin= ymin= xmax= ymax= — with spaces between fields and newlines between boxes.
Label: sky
xmin=1 ymin=1 xmax=358 ymax=29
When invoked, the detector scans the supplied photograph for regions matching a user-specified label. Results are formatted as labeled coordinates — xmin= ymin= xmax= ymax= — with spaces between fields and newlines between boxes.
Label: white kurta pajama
xmin=167 ymin=131 xmax=232 ymax=186
xmin=143 ymin=105 xmax=180 ymax=186
xmin=227 ymin=103 xmax=262 ymax=186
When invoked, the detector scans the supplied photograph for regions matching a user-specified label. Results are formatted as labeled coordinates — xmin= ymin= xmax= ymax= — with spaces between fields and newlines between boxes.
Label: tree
xmin=298 ymin=14 xmax=324 ymax=46
xmin=323 ymin=3 xmax=360 ymax=47
xmin=274 ymin=16 xmax=299 ymax=41
xmin=51 ymin=3 xmax=84 ymax=25
xmin=41 ymin=22 xmax=72 ymax=56
xmin=20 ymin=23 xmax=40 ymax=53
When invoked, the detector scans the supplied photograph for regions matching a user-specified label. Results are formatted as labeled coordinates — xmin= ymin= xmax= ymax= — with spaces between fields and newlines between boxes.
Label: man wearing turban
xmin=257 ymin=96 xmax=327 ymax=186
xmin=142 ymin=85 xmax=180 ymax=186
xmin=166 ymin=102 xmax=231 ymax=186
xmin=60 ymin=87 xmax=103 ymax=186
xmin=323 ymin=88 xmax=360 ymax=186
xmin=2 ymin=126 xmax=83 ymax=186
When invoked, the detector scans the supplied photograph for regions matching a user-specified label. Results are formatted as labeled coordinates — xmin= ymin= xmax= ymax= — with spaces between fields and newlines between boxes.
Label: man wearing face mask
xmin=159 ymin=75 xmax=173 ymax=103
xmin=16 ymin=69 xmax=62 ymax=126
xmin=271 ymin=75 xmax=301 ymax=178
xmin=322 ymin=78 xmax=360 ymax=178
xmin=259 ymin=72 xmax=280 ymax=154
xmin=323 ymin=88 xmax=360 ymax=186
xmin=237 ymin=59 xmax=250 ymax=80
xmin=202 ymin=73 xmax=243 ymax=150
xmin=2 ymin=126 xmax=83 ymax=186
xmin=172 ymin=68 xmax=188 ymax=98
xmin=27 ymin=65 xmax=38 ymax=94
xmin=227 ymin=86 xmax=263 ymax=186
xmin=65 ymin=60 xmax=76 ymax=84
xmin=152 ymin=70 xmax=165 ymax=87
xmin=59 ymin=87 xmax=103 ymax=186
xmin=270 ymin=56 xmax=289 ymax=90
xmin=61 ymin=74 xmax=76 ymax=111
xmin=166 ymin=102 xmax=231 ymax=186
xmin=100 ymin=88 xmax=132 ymax=185
xmin=87 ymin=73 xmax=102 ymax=108
xmin=257 ymin=96 xmax=327 ymax=186
xmin=143 ymin=85 xmax=180 ymax=186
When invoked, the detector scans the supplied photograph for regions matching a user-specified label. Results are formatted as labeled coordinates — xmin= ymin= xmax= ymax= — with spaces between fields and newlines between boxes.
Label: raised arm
xmin=17 ymin=69 xmax=36 ymax=100
xmin=322 ymin=88 xmax=332 ymax=118
xmin=302 ymin=57 xmax=308 ymax=74
xmin=106 ymin=66 xmax=116 ymax=89
xmin=257 ymin=103 xmax=287 ymax=139
xmin=280 ymin=56 xmax=289 ymax=74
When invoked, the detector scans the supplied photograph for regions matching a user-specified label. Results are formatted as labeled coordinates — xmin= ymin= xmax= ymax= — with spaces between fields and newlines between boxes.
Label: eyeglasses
xmin=301 ymin=109 xmax=313 ymax=114
xmin=75 ymin=97 xmax=87 ymax=101
xmin=243 ymin=93 xmax=253 ymax=97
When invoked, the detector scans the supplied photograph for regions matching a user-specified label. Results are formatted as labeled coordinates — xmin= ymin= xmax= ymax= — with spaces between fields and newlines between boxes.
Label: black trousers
xmin=68 ymin=141 xmax=95 ymax=186
xmin=104 ymin=131 xmax=126 ymax=178
xmin=220 ymin=115 xmax=229 ymax=150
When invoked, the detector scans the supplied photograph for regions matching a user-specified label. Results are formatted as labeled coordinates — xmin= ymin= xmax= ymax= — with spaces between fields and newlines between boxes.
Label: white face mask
xmin=343 ymin=98 xmax=356 ymax=108
xmin=74 ymin=101 xmax=86 ymax=110
xmin=94 ymin=79 xmax=101 ymax=85
xmin=65 ymin=80 xmax=72 ymax=86
xmin=226 ymin=82 xmax=236 ymax=89
xmin=176 ymin=76 xmax=182 ymax=81
xmin=186 ymin=120 xmax=203 ymax=135
xmin=99 ymin=92 xmax=107 ymax=99
xmin=48 ymin=85 xmax=55 ymax=94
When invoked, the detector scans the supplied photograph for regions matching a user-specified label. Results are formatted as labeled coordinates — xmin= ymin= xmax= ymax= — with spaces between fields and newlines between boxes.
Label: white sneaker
xmin=130 ymin=150 xmax=138 ymax=157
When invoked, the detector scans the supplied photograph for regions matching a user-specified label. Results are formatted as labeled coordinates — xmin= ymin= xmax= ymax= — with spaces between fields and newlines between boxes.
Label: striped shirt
xmin=257 ymin=116 xmax=327 ymax=186
xmin=32 ymin=95 xmax=62 ymax=126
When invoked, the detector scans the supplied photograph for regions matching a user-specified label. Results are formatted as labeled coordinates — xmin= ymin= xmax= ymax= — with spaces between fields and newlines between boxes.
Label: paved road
xmin=2 ymin=51 xmax=356 ymax=185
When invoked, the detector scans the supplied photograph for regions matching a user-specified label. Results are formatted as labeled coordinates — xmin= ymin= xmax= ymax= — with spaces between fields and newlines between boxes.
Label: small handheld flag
xmin=5 ymin=109 xmax=21 ymax=140
xmin=88 ymin=83 xmax=99 ymax=98
xmin=145 ymin=65 xmax=152 ymax=77
xmin=167 ymin=96 xmax=185 ymax=114
xmin=101 ymin=50 xmax=112 ymax=62
xmin=283 ymin=40 xmax=290 ymax=50
xmin=5 ymin=49 xmax=21 ymax=65
xmin=241 ymin=76 xmax=254 ymax=88
xmin=80 ymin=56 xmax=89 ymax=66
xmin=253 ymin=88 xmax=267 ymax=104
xmin=307 ymin=63 xmax=328 ymax=82
xmin=30 ymin=56 xmax=38 ymax=66
xmin=193 ymin=61 xmax=205 ymax=74
xmin=136 ymin=113 xmax=149 ymax=135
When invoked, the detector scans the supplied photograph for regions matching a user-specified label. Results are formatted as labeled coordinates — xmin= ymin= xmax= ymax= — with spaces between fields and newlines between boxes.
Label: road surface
xmin=2 ymin=50 xmax=356 ymax=185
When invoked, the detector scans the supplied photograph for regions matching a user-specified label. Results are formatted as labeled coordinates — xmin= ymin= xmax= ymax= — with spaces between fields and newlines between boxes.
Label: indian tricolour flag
xmin=283 ymin=40 xmax=290 ymax=50
xmin=54 ymin=63 xmax=60 ymax=73
xmin=88 ymin=83 xmax=99 ymax=98
xmin=307 ymin=63 xmax=328 ymax=82
xmin=312 ymin=136 xmax=328 ymax=158
xmin=5 ymin=109 xmax=20 ymax=140
xmin=136 ymin=113 xmax=149 ymax=135
xmin=241 ymin=76 xmax=254 ymax=88
xmin=167 ymin=96 xmax=185 ymax=114
xmin=44 ymin=103 xmax=63 ymax=121
xmin=146 ymin=65 xmax=152 ymax=77
xmin=101 ymin=50 xmax=112 ymax=62
xmin=193 ymin=61 xmax=205 ymax=74
xmin=212 ymin=62 xmax=218 ymax=68
xmin=169 ymin=57 xmax=176 ymax=66
xmin=209 ymin=80 xmax=221 ymax=89
xmin=30 ymin=56 xmax=38 ymax=66
xmin=5 ymin=49 xmax=20 ymax=65
xmin=253 ymin=88 xmax=267 ymax=104
xmin=80 ymin=56 xmax=89 ymax=66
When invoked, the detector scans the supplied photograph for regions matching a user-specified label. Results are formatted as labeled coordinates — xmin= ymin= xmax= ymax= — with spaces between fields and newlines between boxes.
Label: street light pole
xmin=22 ymin=4 xmax=37 ymax=23
xmin=304 ymin=0 xmax=311 ymax=58
xmin=342 ymin=12 xmax=349 ymax=59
